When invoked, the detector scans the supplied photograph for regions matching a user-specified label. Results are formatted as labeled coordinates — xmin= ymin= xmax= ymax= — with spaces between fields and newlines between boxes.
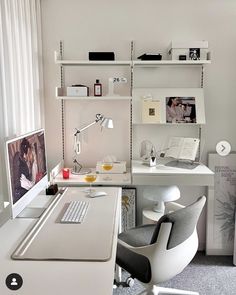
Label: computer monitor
xmin=5 ymin=129 xmax=48 ymax=218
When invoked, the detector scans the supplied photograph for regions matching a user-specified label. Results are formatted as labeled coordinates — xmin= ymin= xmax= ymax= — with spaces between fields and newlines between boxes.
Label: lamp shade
xmin=144 ymin=185 xmax=180 ymax=213
xmin=101 ymin=117 xmax=113 ymax=129
xmin=144 ymin=186 xmax=180 ymax=202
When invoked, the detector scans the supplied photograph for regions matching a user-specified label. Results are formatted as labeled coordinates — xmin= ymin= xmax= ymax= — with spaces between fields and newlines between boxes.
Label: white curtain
xmin=0 ymin=0 xmax=43 ymax=211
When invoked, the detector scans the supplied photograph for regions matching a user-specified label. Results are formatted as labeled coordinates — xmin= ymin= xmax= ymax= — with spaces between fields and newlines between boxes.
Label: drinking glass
xmin=102 ymin=162 xmax=113 ymax=181
xmin=84 ymin=174 xmax=97 ymax=195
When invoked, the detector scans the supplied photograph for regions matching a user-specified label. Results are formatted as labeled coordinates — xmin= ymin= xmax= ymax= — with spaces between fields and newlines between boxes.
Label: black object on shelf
xmin=89 ymin=52 xmax=115 ymax=61
xmin=137 ymin=53 xmax=162 ymax=60
xmin=179 ymin=55 xmax=187 ymax=60
xmin=46 ymin=184 xmax=58 ymax=195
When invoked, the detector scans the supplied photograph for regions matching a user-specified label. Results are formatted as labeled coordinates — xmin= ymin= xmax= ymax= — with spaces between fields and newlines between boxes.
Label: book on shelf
xmin=165 ymin=137 xmax=200 ymax=161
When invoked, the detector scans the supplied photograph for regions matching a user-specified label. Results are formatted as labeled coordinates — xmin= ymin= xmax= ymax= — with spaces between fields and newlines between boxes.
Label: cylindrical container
xmin=62 ymin=168 xmax=70 ymax=179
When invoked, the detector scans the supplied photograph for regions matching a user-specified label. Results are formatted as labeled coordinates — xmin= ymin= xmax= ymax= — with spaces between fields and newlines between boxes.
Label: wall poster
xmin=207 ymin=153 xmax=236 ymax=255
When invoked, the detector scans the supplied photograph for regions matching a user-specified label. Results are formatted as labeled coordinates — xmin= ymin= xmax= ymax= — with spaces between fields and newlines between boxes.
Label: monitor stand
xmin=17 ymin=207 xmax=46 ymax=219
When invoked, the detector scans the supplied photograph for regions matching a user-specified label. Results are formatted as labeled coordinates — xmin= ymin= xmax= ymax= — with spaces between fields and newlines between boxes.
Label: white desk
xmin=0 ymin=187 xmax=121 ymax=295
xmin=54 ymin=168 xmax=131 ymax=186
xmin=132 ymin=159 xmax=214 ymax=186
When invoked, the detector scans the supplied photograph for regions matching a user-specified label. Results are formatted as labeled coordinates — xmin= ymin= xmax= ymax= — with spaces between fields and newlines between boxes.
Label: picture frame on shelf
xmin=206 ymin=153 xmax=236 ymax=255
xmin=132 ymin=88 xmax=205 ymax=124
xmin=142 ymin=99 xmax=161 ymax=123
xmin=166 ymin=96 xmax=196 ymax=123
xmin=121 ymin=188 xmax=136 ymax=232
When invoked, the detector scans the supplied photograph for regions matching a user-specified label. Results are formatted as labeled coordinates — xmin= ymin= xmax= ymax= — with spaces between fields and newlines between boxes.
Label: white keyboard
xmin=60 ymin=200 xmax=89 ymax=224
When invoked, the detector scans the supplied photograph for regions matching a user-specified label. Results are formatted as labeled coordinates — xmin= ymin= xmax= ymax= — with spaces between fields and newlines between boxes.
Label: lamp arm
xmin=74 ymin=114 xmax=104 ymax=136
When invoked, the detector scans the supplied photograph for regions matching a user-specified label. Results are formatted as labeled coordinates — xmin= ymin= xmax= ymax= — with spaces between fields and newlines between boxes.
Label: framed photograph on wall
xmin=121 ymin=188 xmax=136 ymax=232
xmin=206 ymin=153 xmax=236 ymax=255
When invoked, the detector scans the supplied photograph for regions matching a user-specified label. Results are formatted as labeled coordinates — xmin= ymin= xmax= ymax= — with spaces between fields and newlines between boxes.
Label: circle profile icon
xmin=5 ymin=273 xmax=23 ymax=290
xmin=216 ymin=141 xmax=231 ymax=156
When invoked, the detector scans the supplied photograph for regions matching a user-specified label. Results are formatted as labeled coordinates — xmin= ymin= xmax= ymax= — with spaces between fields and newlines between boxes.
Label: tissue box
xmin=67 ymin=85 xmax=89 ymax=97
xmin=96 ymin=161 xmax=127 ymax=174
xmin=168 ymin=41 xmax=209 ymax=60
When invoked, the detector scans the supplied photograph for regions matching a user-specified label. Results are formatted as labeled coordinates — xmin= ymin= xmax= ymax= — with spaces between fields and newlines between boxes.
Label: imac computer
xmin=6 ymin=129 xmax=48 ymax=218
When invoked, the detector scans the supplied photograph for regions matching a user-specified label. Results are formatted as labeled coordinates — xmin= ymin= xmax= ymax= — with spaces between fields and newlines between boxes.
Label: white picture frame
xmin=206 ymin=153 xmax=236 ymax=255
xmin=121 ymin=188 xmax=136 ymax=232
xmin=132 ymin=88 xmax=205 ymax=124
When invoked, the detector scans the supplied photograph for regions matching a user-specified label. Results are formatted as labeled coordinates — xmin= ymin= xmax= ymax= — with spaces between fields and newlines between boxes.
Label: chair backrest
xmin=150 ymin=196 xmax=206 ymax=250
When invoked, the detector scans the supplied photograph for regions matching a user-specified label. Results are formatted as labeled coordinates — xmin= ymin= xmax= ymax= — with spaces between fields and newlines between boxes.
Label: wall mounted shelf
xmin=133 ymin=60 xmax=211 ymax=66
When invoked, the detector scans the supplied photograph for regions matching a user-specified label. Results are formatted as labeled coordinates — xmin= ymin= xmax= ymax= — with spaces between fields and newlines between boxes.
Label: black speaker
xmin=89 ymin=52 xmax=115 ymax=61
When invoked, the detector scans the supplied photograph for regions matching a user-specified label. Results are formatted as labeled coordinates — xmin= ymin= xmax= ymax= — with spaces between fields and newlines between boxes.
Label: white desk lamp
xmin=144 ymin=185 xmax=180 ymax=213
xmin=72 ymin=113 xmax=113 ymax=175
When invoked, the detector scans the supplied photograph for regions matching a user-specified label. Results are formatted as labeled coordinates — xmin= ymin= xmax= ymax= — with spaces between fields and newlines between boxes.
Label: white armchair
xmin=116 ymin=196 xmax=206 ymax=295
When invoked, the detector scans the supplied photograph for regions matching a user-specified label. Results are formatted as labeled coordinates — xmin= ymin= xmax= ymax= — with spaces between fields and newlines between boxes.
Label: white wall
xmin=41 ymin=0 xmax=236 ymax=248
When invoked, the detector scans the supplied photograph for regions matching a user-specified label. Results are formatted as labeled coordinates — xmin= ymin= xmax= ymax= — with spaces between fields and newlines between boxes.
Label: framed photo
xmin=189 ymin=48 xmax=200 ymax=60
xmin=206 ymin=153 xmax=236 ymax=255
xmin=166 ymin=96 xmax=196 ymax=123
xmin=132 ymin=88 xmax=205 ymax=124
xmin=142 ymin=99 xmax=161 ymax=123
xmin=121 ymin=188 xmax=136 ymax=232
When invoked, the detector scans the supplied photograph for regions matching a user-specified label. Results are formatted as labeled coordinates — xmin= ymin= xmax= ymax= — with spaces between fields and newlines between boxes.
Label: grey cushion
xmin=118 ymin=224 xmax=156 ymax=247
xmin=116 ymin=243 xmax=152 ymax=283
xmin=151 ymin=196 xmax=206 ymax=249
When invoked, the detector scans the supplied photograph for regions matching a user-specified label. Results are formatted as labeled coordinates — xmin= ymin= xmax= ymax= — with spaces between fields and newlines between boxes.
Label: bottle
xmin=94 ymin=79 xmax=102 ymax=96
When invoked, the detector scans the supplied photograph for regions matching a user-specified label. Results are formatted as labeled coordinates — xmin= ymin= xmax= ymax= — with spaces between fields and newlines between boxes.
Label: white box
xmin=67 ymin=86 xmax=89 ymax=97
xmin=96 ymin=161 xmax=127 ymax=174
xmin=168 ymin=41 xmax=209 ymax=60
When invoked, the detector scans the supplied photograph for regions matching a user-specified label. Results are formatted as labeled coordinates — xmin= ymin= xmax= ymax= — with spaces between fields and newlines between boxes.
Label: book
xmin=165 ymin=137 xmax=200 ymax=161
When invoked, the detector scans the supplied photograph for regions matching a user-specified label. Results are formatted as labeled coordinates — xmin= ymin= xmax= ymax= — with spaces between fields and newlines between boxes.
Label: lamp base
xmin=71 ymin=168 xmax=91 ymax=175
xmin=153 ymin=201 xmax=165 ymax=213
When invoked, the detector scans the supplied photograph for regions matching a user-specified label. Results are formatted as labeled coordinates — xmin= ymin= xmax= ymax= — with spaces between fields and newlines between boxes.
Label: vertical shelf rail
xmin=197 ymin=65 xmax=205 ymax=162
xmin=60 ymin=40 xmax=65 ymax=160
xmin=130 ymin=41 xmax=134 ymax=170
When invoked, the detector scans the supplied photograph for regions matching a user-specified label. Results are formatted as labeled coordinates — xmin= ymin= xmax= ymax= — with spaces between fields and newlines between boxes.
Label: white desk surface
xmin=132 ymin=159 xmax=214 ymax=186
xmin=54 ymin=168 xmax=131 ymax=186
xmin=0 ymin=187 xmax=121 ymax=295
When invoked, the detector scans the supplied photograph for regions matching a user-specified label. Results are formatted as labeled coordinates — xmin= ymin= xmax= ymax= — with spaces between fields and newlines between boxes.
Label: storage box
xmin=168 ymin=41 xmax=209 ymax=60
xmin=67 ymin=85 xmax=89 ymax=97
xmin=96 ymin=161 xmax=126 ymax=174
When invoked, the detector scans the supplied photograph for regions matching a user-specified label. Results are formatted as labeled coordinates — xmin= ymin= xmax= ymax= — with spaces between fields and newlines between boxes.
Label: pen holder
xmin=149 ymin=157 xmax=156 ymax=167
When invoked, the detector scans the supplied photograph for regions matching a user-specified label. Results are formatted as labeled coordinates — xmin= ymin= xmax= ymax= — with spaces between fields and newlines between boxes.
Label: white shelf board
xmin=55 ymin=59 xmax=131 ymax=66
xmin=55 ymin=87 xmax=131 ymax=100
xmin=132 ymin=122 xmax=204 ymax=126
xmin=133 ymin=60 xmax=211 ymax=66
xmin=56 ymin=95 xmax=132 ymax=101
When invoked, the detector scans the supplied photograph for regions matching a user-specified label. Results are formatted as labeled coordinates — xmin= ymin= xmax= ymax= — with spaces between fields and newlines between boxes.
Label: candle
xmin=62 ymin=168 xmax=70 ymax=179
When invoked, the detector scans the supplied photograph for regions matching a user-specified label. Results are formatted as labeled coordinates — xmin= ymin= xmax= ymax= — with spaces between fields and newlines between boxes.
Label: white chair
xmin=116 ymin=196 xmax=206 ymax=295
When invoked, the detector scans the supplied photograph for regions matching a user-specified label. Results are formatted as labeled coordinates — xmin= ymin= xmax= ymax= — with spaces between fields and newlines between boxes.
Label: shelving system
xmin=55 ymin=40 xmax=211 ymax=171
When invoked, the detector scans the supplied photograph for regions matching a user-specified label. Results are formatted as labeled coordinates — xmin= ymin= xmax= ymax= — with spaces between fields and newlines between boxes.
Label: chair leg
xmin=137 ymin=285 xmax=199 ymax=295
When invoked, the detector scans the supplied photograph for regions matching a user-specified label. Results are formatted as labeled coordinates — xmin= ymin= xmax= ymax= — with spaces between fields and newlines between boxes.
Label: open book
xmin=165 ymin=137 xmax=200 ymax=161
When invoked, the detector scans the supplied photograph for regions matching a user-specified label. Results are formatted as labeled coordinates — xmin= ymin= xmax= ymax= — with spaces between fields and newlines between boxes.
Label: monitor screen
xmin=6 ymin=129 xmax=48 ymax=218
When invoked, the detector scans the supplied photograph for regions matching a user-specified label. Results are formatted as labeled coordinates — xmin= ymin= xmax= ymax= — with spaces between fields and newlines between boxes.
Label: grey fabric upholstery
xmin=118 ymin=224 xmax=156 ymax=247
xmin=116 ymin=243 xmax=152 ymax=283
xmin=150 ymin=196 xmax=206 ymax=249
xmin=116 ymin=196 xmax=206 ymax=283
